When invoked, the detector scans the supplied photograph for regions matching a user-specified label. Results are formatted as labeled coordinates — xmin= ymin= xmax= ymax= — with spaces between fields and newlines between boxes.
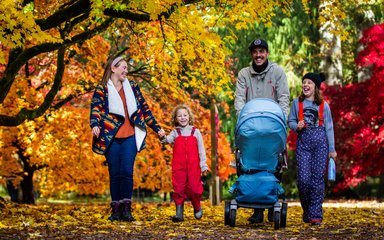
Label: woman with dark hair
xmin=288 ymin=72 xmax=337 ymax=226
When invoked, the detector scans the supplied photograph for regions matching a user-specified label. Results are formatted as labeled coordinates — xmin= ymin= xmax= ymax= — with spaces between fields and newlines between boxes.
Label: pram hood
xmin=235 ymin=98 xmax=287 ymax=172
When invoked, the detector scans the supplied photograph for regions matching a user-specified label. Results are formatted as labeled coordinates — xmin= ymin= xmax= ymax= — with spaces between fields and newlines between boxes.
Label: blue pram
xmin=224 ymin=98 xmax=288 ymax=229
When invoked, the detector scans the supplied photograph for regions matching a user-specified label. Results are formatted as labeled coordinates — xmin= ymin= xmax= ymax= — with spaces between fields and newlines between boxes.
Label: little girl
xmin=288 ymin=72 xmax=337 ymax=226
xmin=163 ymin=104 xmax=209 ymax=222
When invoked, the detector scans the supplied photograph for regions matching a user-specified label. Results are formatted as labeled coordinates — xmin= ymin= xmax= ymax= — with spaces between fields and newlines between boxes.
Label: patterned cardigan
xmin=90 ymin=79 xmax=161 ymax=155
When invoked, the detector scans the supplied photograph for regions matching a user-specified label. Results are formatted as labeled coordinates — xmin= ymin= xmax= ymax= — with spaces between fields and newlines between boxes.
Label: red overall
xmin=172 ymin=127 xmax=203 ymax=210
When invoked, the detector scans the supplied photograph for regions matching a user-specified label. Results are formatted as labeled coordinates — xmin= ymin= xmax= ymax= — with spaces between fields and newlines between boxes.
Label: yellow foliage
xmin=0 ymin=200 xmax=383 ymax=239
xmin=0 ymin=0 xmax=61 ymax=64
xmin=1 ymin=0 xmax=359 ymax=197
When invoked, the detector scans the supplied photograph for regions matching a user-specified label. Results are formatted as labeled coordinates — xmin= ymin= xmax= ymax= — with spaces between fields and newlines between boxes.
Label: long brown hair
xmin=100 ymin=56 xmax=125 ymax=85
xmin=298 ymin=87 xmax=323 ymax=105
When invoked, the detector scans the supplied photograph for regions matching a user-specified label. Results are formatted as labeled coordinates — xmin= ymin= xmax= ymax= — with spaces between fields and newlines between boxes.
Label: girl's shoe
xmin=310 ymin=219 xmax=321 ymax=225
xmin=172 ymin=204 xmax=184 ymax=222
xmin=194 ymin=208 xmax=203 ymax=219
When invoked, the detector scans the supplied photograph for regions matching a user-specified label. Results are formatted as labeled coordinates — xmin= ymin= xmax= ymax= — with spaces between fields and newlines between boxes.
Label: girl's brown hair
xmin=171 ymin=104 xmax=194 ymax=127
xmin=100 ymin=56 xmax=126 ymax=85
xmin=298 ymin=87 xmax=323 ymax=105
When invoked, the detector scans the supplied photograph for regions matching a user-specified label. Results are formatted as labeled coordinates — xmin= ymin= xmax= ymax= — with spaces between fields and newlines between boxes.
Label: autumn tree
xmin=286 ymin=23 xmax=384 ymax=196
xmin=325 ymin=23 xmax=384 ymax=192
xmin=2 ymin=0 xmax=374 ymax=203
xmin=0 ymin=0 xmax=294 ymax=126
xmin=1 ymin=0 xmax=249 ymax=202
xmin=226 ymin=1 xmax=383 ymax=196
xmin=0 ymin=35 xmax=111 ymax=203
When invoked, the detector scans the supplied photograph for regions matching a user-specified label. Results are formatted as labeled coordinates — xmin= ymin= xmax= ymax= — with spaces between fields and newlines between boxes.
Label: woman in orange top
xmin=90 ymin=56 xmax=165 ymax=221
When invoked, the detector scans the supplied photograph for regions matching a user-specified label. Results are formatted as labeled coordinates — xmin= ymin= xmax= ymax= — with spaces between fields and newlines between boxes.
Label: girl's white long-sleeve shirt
xmin=164 ymin=125 xmax=209 ymax=172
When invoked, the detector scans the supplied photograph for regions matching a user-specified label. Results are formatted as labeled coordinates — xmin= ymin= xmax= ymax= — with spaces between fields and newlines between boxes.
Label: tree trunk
xmin=210 ymin=102 xmax=219 ymax=205
xmin=6 ymin=179 xmax=23 ymax=203
xmin=378 ymin=175 xmax=384 ymax=199
xmin=16 ymin=142 xmax=36 ymax=204
xmin=319 ymin=0 xmax=343 ymax=86
xmin=20 ymin=169 xmax=35 ymax=204
xmin=354 ymin=8 xmax=376 ymax=83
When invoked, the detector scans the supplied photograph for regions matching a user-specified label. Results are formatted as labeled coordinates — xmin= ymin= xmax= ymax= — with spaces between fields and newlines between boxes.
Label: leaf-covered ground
xmin=0 ymin=199 xmax=383 ymax=239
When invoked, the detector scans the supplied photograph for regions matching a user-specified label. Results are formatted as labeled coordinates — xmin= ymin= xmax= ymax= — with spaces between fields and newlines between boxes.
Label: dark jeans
xmin=106 ymin=135 xmax=137 ymax=201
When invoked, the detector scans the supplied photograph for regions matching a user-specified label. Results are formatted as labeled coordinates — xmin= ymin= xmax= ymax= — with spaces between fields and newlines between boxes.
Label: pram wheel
xmin=274 ymin=211 xmax=280 ymax=230
xmin=280 ymin=202 xmax=288 ymax=228
xmin=229 ymin=209 xmax=236 ymax=227
xmin=224 ymin=201 xmax=230 ymax=225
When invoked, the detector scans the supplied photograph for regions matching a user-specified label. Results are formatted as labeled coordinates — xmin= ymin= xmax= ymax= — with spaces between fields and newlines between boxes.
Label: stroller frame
xmin=224 ymin=149 xmax=288 ymax=229
xmin=224 ymin=98 xmax=288 ymax=230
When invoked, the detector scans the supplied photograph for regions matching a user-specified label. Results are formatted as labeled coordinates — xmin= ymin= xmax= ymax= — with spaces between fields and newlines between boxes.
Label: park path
xmin=0 ymin=199 xmax=383 ymax=239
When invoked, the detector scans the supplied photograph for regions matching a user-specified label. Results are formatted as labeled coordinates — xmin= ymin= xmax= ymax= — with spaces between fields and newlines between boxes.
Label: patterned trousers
xmin=296 ymin=127 xmax=328 ymax=222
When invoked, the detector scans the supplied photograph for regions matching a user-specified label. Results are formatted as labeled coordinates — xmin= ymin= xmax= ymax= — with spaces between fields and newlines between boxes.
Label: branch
xmin=51 ymin=83 xmax=96 ymax=110
xmin=0 ymin=0 xmax=205 ymax=126
xmin=103 ymin=0 xmax=203 ymax=21
xmin=35 ymin=0 xmax=91 ymax=31
xmin=51 ymin=95 xmax=75 ymax=110
xmin=0 ymin=18 xmax=113 ymax=104
xmin=0 ymin=47 xmax=66 ymax=126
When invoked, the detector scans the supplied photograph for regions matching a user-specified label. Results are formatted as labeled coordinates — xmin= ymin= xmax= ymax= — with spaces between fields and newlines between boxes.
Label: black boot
xmin=172 ymin=204 xmax=184 ymax=222
xmin=267 ymin=207 xmax=274 ymax=222
xmin=120 ymin=199 xmax=135 ymax=222
xmin=248 ymin=209 xmax=264 ymax=223
xmin=108 ymin=201 xmax=120 ymax=221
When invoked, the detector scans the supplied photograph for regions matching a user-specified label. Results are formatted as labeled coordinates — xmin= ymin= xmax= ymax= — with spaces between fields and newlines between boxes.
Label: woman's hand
xmin=158 ymin=129 xmax=165 ymax=138
xmin=92 ymin=126 xmax=100 ymax=138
